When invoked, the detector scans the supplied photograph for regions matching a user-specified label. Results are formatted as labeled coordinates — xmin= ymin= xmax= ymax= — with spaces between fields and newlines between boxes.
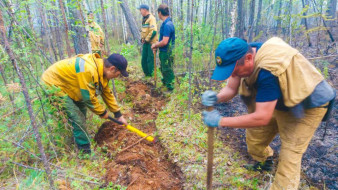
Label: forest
xmin=0 ymin=0 xmax=337 ymax=189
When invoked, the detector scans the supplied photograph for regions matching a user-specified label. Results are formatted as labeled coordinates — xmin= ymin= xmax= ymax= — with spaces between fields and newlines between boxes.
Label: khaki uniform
xmin=88 ymin=21 xmax=105 ymax=54
xmin=239 ymin=37 xmax=331 ymax=190
xmin=141 ymin=14 xmax=158 ymax=76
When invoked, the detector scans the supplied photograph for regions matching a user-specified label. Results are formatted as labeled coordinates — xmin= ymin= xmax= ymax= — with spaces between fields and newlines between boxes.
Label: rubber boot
xmin=244 ymin=156 xmax=274 ymax=172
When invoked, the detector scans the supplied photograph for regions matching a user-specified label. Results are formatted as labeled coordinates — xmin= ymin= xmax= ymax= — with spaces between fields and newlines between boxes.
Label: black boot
xmin=77 ymin=144 xmax=91 ymax=154
xmin=244 ymin=156 xmax=274 ymax=172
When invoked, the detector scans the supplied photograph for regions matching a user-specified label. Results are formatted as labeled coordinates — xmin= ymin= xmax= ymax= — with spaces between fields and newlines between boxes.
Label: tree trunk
xmin=203 ymin=0 xmax=208 ymax=24
xmin=208 ymin=0 xmax=220 ymax=87
xmin=100 ymin=0 xmax=110 ymax=54
xmin=0 ymin=8 xmax=55 ymax=190
xmin=186 ymin=0 xmax=190 ymax=24
xmin=326 ymin=0 xmax=337 ymax=28
xmin=276 ymin=0 xmax=282 ymax=36
xmin=248 ymin=0 xmax=255 ymax=42
xmin=230 ymin=1 xmax=237 ymax=37
xmin=236 ymin=0 xmax=244 ymax=38
xmin=118 ymin=0 xmax=141 ymax=46
xmin=301 ymin=0 xmax=312 ymax=47
xmin=58 ymin=0 xmax=72 ymax=57
xmin=38 ymin=0 xmax=55 ymax=63
xmin=254 ymin=0 xmax=262 ymax=38
xmin=68 ymin=0 xmax=91 ymax=54
xmin=188 ymin=0 xmax=194 ymax=119
xmin=25 ymin=2 xmax=34 ymax=32
xmin=288 ymin=0 xmax=293 ymax=44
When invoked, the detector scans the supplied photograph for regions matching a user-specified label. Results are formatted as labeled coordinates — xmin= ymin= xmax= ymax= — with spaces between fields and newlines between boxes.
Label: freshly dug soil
xmin=95 ymin=81 xmax=184 ymax=189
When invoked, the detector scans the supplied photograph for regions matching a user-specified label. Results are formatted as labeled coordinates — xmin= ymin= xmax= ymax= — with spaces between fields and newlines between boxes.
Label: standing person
xmin=87 ymin=12 xmax=105 ymax=56
xmin=201 ymin=37 xmax=335 ymax=189
xmin=151 ymin=4 xmax=175 ymax=92
xmin=139 ymin=4 xmax=158 ymax=77
xmin=42 ymin=53 xmax=129 ymax=154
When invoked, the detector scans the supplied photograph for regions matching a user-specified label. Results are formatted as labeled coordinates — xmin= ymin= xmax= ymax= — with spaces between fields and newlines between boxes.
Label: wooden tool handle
xmin=206 ymin=106 xmax=214 ymax=190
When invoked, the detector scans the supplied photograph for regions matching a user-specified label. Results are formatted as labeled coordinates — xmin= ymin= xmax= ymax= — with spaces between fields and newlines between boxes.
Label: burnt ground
xmin=94 ymin=81 xmax=184 ymax=189
xmin=213 ymin=63 xmax=337 ymax=189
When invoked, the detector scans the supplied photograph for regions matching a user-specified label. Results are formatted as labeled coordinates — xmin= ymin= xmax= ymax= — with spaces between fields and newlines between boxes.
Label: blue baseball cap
xmin=211 ymin=38 xmax=249 ymax=81
xmin=138 ymin=4 xmax=149 ymax=10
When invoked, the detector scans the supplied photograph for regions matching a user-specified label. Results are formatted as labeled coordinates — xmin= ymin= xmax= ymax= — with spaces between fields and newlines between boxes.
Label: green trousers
xmin=62 ymin=96 xmax=90 ymax=146
xmin=159 ymin=51 xmax=175 ymax=90
xmin=141 ymin=43 xmax=154 ymax=76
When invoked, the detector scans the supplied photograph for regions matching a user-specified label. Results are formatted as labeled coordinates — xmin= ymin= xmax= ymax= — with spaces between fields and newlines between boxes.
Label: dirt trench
xmin=94 ymin=80 xmax=184 ymax=190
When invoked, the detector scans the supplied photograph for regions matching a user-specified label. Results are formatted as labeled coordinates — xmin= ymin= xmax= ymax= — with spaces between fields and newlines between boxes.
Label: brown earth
xmin=94 ymin=80 xmax=184 ymax=190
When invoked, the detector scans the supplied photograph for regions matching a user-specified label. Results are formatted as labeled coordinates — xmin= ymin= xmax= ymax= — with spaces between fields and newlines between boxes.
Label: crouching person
xmin=42 ymin=53 xmax=129 ymax=154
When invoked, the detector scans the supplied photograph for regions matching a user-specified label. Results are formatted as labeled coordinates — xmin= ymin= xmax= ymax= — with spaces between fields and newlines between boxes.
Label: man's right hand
xmin=202 ymin=90 xmax=218 ymax=106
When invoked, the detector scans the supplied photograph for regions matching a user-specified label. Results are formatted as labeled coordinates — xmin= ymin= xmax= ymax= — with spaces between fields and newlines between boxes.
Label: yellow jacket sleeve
xmin=145 ymin=16 xmax=157 ymax=42
xmin=101 ymin=82 xmax=121 ymax=117
xmin=77 ymin=71 xmax=107 ymax=116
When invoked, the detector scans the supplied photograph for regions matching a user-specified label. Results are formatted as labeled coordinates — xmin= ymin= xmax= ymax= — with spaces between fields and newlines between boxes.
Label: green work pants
xmin=141 ymin=43 xmax=154 ymax=76
xmin=159 ymin=50 xmax=175 ymax=90
xmin=62 ymin=96 xmax=90 ymax=146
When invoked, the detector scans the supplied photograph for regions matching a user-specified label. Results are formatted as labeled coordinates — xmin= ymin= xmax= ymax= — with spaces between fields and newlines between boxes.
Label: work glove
xmin=201 ymin=90 xmax=218 ymax=106
xmin=202 ymin=110 xmax=222 ymax=127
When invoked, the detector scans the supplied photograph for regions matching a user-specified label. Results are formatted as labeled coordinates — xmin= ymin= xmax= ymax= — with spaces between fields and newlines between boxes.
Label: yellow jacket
xmin=42 ymin=53 xmax=120 ymax=116
xmin=88 ymin=21 xmax=105 ymax=51
xmin=141 ymin=14 xmax=158 ymax=44
xmin=239 ymin=37 xmax=324 ymax=112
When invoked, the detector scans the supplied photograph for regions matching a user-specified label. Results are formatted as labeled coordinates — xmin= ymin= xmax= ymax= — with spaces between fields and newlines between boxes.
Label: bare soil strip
xmin=95 ymin=80 xmax=184 ymax=189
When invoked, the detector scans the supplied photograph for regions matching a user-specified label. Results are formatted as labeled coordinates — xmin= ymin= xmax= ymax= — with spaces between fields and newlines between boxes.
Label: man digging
xmin=42 ymin=53 xmax=129 ymax=155
xmin=202 ymin=37 xmax=335 ymax=189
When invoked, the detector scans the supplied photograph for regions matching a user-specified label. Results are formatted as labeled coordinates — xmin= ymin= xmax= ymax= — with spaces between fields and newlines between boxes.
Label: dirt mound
xmin=95 ymin=81 xmax=183 ymax=189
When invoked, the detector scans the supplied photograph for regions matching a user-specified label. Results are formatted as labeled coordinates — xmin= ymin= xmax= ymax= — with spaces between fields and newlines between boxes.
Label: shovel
xmin=206 ymin=106 xmax=214 ymax=190
xmin=108 ymin=115 xmax=157 ymax=143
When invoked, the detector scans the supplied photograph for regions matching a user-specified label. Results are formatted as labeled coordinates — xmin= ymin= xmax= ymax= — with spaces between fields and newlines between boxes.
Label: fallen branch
xmin=308 ymin=54 xmax=338 ymax=60
xmin=118 ymin=135 xmax=150 ymax=154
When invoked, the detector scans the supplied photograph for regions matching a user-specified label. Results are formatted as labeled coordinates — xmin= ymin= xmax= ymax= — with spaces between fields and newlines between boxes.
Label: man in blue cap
xmin=201 ymin=37 xmax=335 ymax=189
xmin=138 ymin=4 xmax=158 ymax=77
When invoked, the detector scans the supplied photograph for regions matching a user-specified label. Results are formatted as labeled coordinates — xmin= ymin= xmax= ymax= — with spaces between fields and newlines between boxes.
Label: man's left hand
xmin=202 ymin=110 xmax=222 ymax=127
xmin=117 ymin=116 xmax=128 ymax=126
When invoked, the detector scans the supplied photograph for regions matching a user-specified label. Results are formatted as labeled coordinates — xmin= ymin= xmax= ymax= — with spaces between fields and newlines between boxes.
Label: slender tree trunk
xmin=118 ymin=0 xmax=141 ymax=46
xmin=248 ymin=0 xmax=255 ymax=42
xmin=186 ymin=0 xmax=190 ymax=24
xmin=230 ymin=1 xmax=237 ymax=37
xmin=203 ymin=0 xmax=208 ymax=24
xmin=236 ymin=0 xmax=244 ymax=38
xmin=100 ymin=0 xmax=110 ymax=54
xmin=208 ymin=0 xmax=220 ymax=87
xmin=276 ymin=0 xmax=282 ymax=36
xmin=0 ymin=8 xmax=55 ymax=190
xmin=58 ymin=0 xmax=72 ymax=57
xmin=254 ymin=0 xmax=262 ymax=38
xmin=301 ymin=0 xmax=312 ymax=47
xmin=25 ymin=2 xmax=34 ymax=32
xmin=68 ymin=0 xmax=91 ymax=54
xmin=326 ymin=0 xmax=337 ymax=28
xmin=188 ymin=0 xmax=194 ymax=119
xmin=38 ymin=0 xmax=55 ymax=63
xmin=288 ymin=0 xmax=293 ymax=44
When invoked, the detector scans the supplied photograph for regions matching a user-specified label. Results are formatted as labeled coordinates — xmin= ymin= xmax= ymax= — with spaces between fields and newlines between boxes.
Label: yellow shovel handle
xmin=126 ymin=125 xmax=155 ymax=142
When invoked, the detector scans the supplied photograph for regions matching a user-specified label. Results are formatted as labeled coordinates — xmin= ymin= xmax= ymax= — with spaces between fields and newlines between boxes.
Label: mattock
xmin=206 ymin=106 xmax=215 ymax=190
